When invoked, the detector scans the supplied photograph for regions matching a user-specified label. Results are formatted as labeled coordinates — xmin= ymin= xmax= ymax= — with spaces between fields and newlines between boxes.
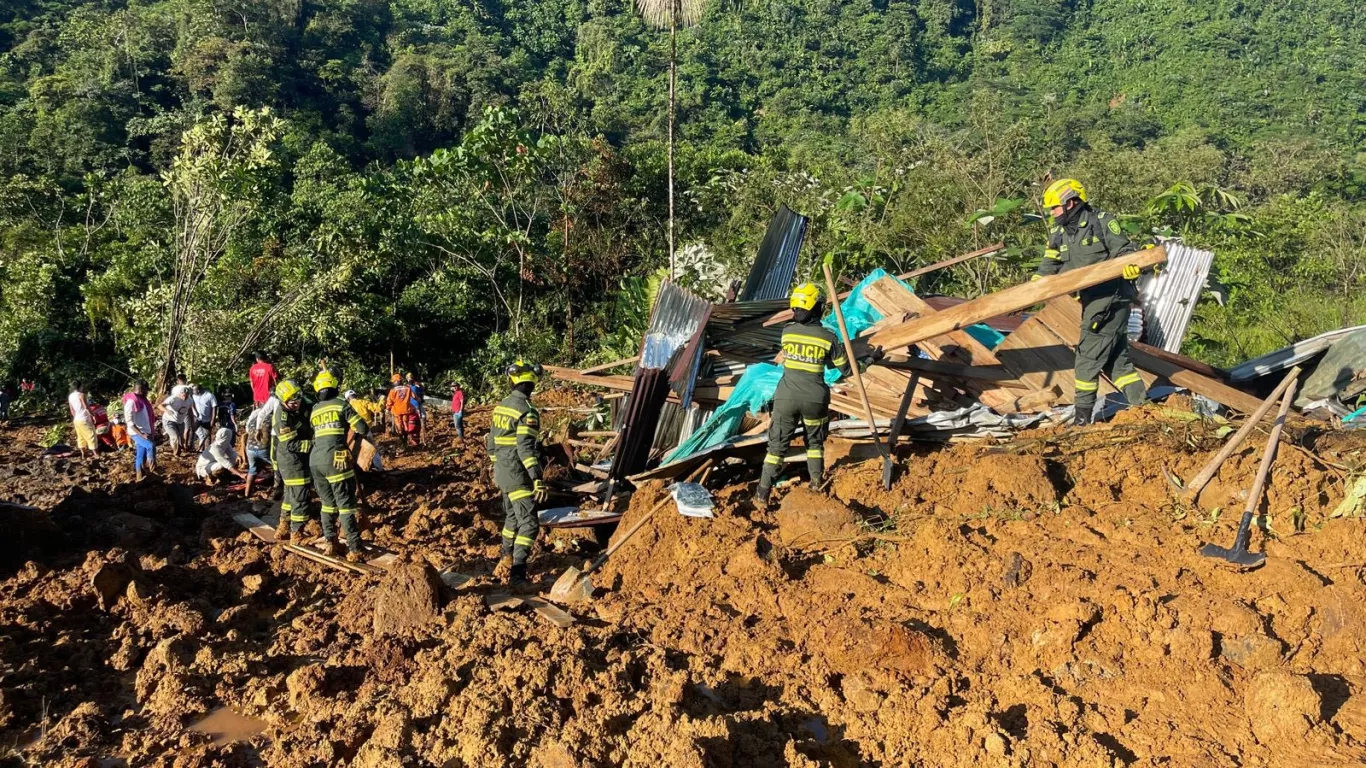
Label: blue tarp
xmin=662 ymin=269 xmax=1003 ymax=463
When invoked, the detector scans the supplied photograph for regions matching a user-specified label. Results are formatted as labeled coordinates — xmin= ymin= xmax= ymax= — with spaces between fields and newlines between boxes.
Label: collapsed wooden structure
xmin=545 ymin=212 xmax=1255 ymax=494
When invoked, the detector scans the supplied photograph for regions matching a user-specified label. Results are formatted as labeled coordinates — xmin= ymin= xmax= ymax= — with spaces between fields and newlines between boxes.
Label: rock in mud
xmin=1002 ymin=551 xmax=1032 ymax=589
xmin=90 ymin=561 xmax=135 ymax=610
xmin=371 ymin=559 xmax=444 ymax=640
xmin=1245 ymin=671 xmax=1321 ymax=744
xmin=1220 ymin=632 xmax=1283 ymax=670
xmin=775 ymin=487 xmax=860 ymax=548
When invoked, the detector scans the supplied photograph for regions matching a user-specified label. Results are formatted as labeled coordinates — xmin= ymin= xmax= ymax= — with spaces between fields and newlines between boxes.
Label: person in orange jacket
xmin=385 ymin=373 xmax=419 ymax=447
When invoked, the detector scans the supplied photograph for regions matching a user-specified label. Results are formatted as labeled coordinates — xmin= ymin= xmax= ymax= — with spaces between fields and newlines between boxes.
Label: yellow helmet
xmin=1043 ymin=178 xmax=1087 ymax=209
xmin=507 ymin=359 xmax=543 ymax=385
xmin=790 ymin=282 xmax=821 ymax=311
xmin=313 ymin=369 xmax=339 ymax=392
xmin=275 ymin=379 xmax=302 ymax=403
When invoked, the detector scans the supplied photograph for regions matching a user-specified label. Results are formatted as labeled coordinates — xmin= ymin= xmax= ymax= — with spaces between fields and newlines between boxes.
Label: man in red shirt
xmin=249 ymin=352 xmax=279 ymax=406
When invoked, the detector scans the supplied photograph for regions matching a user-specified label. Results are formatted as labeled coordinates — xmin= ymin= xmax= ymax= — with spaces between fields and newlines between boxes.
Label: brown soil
xmin=3 ymin=399 xmax=1366 ymax=766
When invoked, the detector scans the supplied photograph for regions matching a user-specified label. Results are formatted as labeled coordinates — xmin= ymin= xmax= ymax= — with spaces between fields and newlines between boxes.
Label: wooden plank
xmin=1128 ymin=347 xmax=1264 ymax=414
xmin=1130 ymin=341 xmax=1229 ymax=381
xmin=868 ymin=246 xmax=1168 ymax=352
xmin=234 ymin=512 xmax=278 ymax=544
xmin=878 ymin=357 xmax=1018 ymax=382
xmin=993 ymin=309 xmax=1081 ymax=401
xmin=284 ymin=544 xmax=382 ymax=575
xmin=486 ymin=593 xmax=524 ymax=611
xmin=523 ymin=596 xmax=576 ymax=628
xmin=578 ymin=356 xmax=639 ymax=375
xmin=1030 ymin=297 xmax=1157 ymax=392
xmin=441 ymin=570 xmax=475 ymax=591
xmin=898 ymin=242 xmax=1005 ymax=280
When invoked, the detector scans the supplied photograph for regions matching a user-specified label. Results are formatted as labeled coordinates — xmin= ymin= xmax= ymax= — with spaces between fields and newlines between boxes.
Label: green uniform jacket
xmin=775 ymin=322 xmax=851 ymax=403
xmin=1035 ymin=207 xmax=1139 ymax=324
xmin=272 ymin=405 xmax=312 ymax=474
xmin=487 ymin=389 xmax=541 ymax=492
xmin=308 ymin=397 xmax=370 ymax=457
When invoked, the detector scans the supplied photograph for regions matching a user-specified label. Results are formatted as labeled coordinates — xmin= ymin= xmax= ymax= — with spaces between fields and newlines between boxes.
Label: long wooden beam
xmin=1127 ymin=346 xmax=1263 ymax=414
xmin=867 ymin=246 xmax=1168 ymax=352
xmin=878 ymin=357 xmax=1018 ymax=382
xmin=898 ymin=242 xmax=1005 ymax=280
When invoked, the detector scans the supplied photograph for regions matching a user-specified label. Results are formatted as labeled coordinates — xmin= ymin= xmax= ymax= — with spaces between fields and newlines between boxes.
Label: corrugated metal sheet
xmin=638 ymin=281 xmax=712 ymax=406
xmin=741 ymin=205 xmax=808 ymax=301
xmin=1229 ymin=325 xmax=1366 ymax=382
xmin=1137 ymin=241 xmax=1215 ymax=353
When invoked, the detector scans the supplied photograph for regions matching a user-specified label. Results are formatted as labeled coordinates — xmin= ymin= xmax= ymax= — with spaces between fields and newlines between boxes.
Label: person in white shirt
xmin=195 ymin=407 xmax=245 ymax=483
xmin=243 ymin=401 xmax=276 ymax=497
xmin=161 ymin=389 xmax=194 ymax=454
xmin=67 ymin=381 xmax=96 ymax=459
xmin=191 ymin=383 xmax=218 ymax=451
xmin=124 ymin=380 xmax=157 ymax=480
xmin=170 ymin=373 xmax=192 ymax=400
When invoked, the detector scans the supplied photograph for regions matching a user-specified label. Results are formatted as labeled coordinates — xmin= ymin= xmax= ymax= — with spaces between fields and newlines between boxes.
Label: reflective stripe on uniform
xmin=1044 ymin=249 xmax=1062 ymax=260
xmin=314 ymin=427 xmax=346 ymax=437
xmin=1114 ymin=372 xmax=1143 ymax=388
xmin=337 ymin=508 xmax=356 ymax=516
xmin=325 ymin=471 xmax=355 ymax=483
xmin=501 ymin=528 xmax=516 ymax=539
xmin=783 ymin=360 xmax=824 ymax=373
xmin=514 ymin=535 xmax=535 ymax=547
xmin=522 ymin=456 xmax=539 ymax=468
xmin=1074 ymin=379 xmax=1099 ymax=392
xmin=784 ymin=333 xmax=833 ymax=349
xmin=493 ymin=406 xmax=523 ymax=419
xmin=516 ymin=425 xmax=537 ymax=436
xmin=321 ymin=505 xmax=337 ymax=514
xmin=764 ymin=453 xmax=782 ymax=465
xmin=494 ymin=436 xmax=517 ymax=445
xmin=281 ymin=502 xmax=293 ymax=511
xmin=802 ymin=417 xmax=828 ymax=427
xmin=284 ymin=477 xmax=309 ymax=486
xmin=509 ymin=488 xmax=534 ymax=501
xmin=807 ymin=448 xmax=823 ymax=458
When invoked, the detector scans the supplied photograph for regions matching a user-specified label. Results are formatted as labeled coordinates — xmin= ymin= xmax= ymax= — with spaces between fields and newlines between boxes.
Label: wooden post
xmin=1185 ymin=367 xmax=1300 ymax=501
xmin=823 ymin=264 xmax=891 ymax=459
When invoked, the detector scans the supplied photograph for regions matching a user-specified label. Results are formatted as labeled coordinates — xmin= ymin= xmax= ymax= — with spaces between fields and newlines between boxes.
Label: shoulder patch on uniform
xmin=1107 ymin=219 xmax=1122 ymax=235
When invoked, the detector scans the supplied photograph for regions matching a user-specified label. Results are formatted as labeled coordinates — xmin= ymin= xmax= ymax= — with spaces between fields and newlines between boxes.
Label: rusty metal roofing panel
xmin=741 ymin=205 xmax=808 ymax=301
xmin=1137 ymin=241 xmax=1215 ymax=354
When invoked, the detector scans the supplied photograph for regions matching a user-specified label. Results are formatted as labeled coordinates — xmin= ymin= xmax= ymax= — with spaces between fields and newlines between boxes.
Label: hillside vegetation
xmin=1 ymin=0 xmax=1363 ymax=393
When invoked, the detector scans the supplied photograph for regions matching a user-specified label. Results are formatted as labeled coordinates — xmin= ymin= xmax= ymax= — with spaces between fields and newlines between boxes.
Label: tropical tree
xmin=634 ymin=0 xmax=703 ymax=278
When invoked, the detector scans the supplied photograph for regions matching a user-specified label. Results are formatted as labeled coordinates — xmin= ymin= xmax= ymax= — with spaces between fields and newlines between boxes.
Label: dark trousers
xmin=500 ymin=489 xmax=538 ymax=565
xmin=758 ymin=397 xmax=831 ymax=495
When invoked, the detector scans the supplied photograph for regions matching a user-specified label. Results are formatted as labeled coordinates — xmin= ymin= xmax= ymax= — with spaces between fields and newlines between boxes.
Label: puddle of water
xmin=188 ymin=707 xmax=267 ymax=747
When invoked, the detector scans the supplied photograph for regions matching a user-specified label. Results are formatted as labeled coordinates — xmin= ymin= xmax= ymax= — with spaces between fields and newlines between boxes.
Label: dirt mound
xmin=371 ymin=558 xmax=444 ymax=640
xmin=5 ymin=405 xmax=1366 ymax=766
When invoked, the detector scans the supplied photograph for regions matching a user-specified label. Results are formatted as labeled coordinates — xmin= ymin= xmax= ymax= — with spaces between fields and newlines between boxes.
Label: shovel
xmin=1200 ymin=376 xmax=1298 ymax=568
xmin=823 ymin=264 xmax=894 ymax=488
xmin=547 ymin=494 xmax=675 ymax=602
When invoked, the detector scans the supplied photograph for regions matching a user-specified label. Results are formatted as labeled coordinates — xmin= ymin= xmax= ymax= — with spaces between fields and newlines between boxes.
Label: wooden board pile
xmin=547 ymin=243 xmax=1267 ymax=475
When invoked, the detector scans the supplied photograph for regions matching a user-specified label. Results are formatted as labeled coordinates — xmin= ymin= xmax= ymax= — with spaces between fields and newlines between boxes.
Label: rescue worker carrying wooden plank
xmin=487 ymin=359 xmax=547 ymax=585
xmin=755 ymin=283 xmax=852 ymax=507
xmin=1035 ymin=178 xmax=1149 ymax=425
xmin=309 ymin=369 xmax=372 ymax=561
xmin=272 ymin=379 xmax=314 ymax=541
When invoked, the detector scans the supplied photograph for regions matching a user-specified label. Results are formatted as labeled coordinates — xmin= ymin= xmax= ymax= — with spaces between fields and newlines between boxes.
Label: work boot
xmin=494 ymin=554 xmax=514 ymax=581
xmin=1074 ymin=409 xmax=1093 ymax=427
xmin=507 ymin=563 xmax=529 ymax=588
xmin=274 ymin=514 xmax=290 ymax=539
xmin=752 ymin=486 xmax=771 ymax=511
xmin=318 ymin=538 xmax=339 ymax=557
xmin=345 ymin=549 xmax=364 ymax=564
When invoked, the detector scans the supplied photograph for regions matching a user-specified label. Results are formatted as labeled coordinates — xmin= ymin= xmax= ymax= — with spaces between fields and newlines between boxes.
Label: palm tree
xmin=635 ymin=0 xmax=703 ymax=278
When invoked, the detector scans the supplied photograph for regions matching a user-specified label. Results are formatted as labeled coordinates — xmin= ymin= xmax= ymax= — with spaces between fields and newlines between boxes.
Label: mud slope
xmin=4 ymin=401 xmax=1366 ymax=767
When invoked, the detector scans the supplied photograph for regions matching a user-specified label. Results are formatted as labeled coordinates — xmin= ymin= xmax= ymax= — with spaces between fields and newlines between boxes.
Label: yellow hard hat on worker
xmin=507 ymin=359 xmax=543 ymax=385
xmin=313 ymin=369 xmax=339 ymax=392
xmin=1043 ymin=178 xmax=1087 ymax=210
xmin=789 ymin=282 xmax=822 ymax=311
xmin=275 ymin=379 xmax=302 ymax=403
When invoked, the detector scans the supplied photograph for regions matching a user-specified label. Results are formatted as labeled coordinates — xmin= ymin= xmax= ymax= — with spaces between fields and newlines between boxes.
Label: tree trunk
xmin=667 ymin=14 xmax=676 ymax=279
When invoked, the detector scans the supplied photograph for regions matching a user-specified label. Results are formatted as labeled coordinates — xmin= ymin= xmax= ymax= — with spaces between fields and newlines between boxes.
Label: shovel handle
xmin=581 ymin=460 xmax=712 ymax=576
xmin=1186 ymin=366 xmax=1300 ymax=500
xmin=823 ymin=264 xmax=890 ymax=459
xmin=1241 ymin=377 xmax=1298 ymax=520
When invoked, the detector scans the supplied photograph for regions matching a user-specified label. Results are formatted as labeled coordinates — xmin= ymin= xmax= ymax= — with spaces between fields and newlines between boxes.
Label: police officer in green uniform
xmin=1036 ymin=178 xmax=1148 ymax=425
xmin=272 ymin=379 xmax=314 ymax=542
xmin=308 ymin=369 xmax=371 ymax=561
xmin=755 ymin=283 xmax=851 ymax=506
xmin=487 ymin=359 xmax=546 ymax=584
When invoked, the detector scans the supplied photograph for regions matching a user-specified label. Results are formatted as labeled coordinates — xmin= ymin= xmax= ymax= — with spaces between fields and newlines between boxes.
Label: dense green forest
xmin=1 ymin=0 xmax=1363 ymax=399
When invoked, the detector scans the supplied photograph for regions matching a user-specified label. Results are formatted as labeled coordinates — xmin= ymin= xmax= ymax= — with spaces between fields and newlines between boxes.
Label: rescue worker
xmin=1035 ymin=178 xmax=1148 ymax=425
xmin=272 ymin=379 xmax=313 ymax=541
xmin=755 ymin=283 xmax=851 ymax=506
xmin=308 ymin=369 xmax=371 ymax=561
xmin=487 ymin=360 xmax=547 ymax=585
